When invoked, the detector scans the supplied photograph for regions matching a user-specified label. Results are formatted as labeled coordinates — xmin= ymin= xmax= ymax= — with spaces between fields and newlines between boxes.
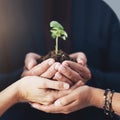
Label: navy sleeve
xmin=88 ymin=67 xmax=120 ymax=92
xmin=0 ymin=68 xmax=23 ymax=91
xmin=88 ymin=10 xmax=120 ymax=92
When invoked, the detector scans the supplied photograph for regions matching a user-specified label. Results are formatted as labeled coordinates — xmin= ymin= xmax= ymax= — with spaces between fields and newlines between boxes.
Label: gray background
xmin=103 ymin=0 xmax=120 ymax=20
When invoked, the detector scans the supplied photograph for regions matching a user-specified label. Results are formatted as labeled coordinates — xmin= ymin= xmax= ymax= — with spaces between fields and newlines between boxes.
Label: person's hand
xmin=30 ymin=85 xmax=93 ymax=114
xmin=53 ymin=52 xmax=91 ymax=84
xmin=22 ymin=52 xmax=72 ymax=84
xmin=24 ymin=52 xmax=41 ymax=70
xmin=23 ymin=54 xmax=73 ymax=84
xmin=16 ymin=76 xmax=70 ymax=105
xmin=22 ymin=52 xmax=56 ymax=78
xmin=22 ymin=52 xmax=91 ymax=85
xmin=70 ymin=52 xmax=87 ymax=66
xmin=53 ymin=60 xmax=91 ymax=84
xmin=32 ymin=85 xmax=104 ymax=114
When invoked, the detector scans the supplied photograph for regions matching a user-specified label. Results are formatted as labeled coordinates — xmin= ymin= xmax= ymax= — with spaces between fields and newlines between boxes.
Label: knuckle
xmin=67 ymin=71 xmax=73 ymax=78
xmin=57 ymin=82 xmax=63 ymax=89
xmin=54 ymin=80 xmax=65 ymax=89
xmin=76 ymin=73 xmax=81 ymax=79
xmin=43 ymin=96 xmax=54 ymax=105
xmin=47 ymin=95 xmax=54 ymax=102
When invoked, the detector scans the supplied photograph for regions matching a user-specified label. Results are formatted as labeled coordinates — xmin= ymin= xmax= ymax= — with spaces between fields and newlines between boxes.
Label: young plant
xmin=50 ymin=21 xmax=68 ymax=55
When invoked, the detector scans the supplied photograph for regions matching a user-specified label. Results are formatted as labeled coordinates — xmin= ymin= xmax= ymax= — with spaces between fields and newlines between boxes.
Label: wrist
xmin=10 ymin=81 xmax=21 ymax=103
xmin=88 ymin=87 xmax=104 ymax=109
xmin=13 ymin=80 xmax=25 ymax=103
xmin=0 ymin=81 xmax=19 ymax=110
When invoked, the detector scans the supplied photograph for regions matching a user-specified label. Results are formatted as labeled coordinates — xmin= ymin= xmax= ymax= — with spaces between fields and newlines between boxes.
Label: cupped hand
xmin=22 ymin=52 xmax=56 ymax=77
xmin=31 ymin=85 xmax=92 ymax=114
xmin=70 ymin=52 xmax=87 ymax=66
xmin=54 ymin=60 xmax=91 ymax=84
xmin=53 ymin=52 xmax=91 ymax=84
xmin=22 ymin=52 xmax=91 ymax=85
xmin=24 ymin=52 xmax=41 ymax=70
xmin=16 ymin=76 xmax=70 ymax=105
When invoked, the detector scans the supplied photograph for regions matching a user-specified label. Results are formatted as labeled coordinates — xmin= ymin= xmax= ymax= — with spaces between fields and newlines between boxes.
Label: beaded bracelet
xmin=109 ymin=90 xmax=115 ymax=118
xmin=103 ymin=89 xmax=115 ymax=119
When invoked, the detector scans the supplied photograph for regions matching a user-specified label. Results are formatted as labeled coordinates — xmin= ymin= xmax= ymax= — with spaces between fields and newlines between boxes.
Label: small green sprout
xmin=50 ymin=21 xmax=68 ymax=55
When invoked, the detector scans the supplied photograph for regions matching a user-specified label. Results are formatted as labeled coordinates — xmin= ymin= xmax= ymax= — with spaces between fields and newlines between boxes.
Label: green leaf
xmin=50 ymin=21 xmax=63 ymax=30
xmin=50 ymin=21 xmax=68 ymax=40
xmin=49 ymin=20 xmax=68 ymax=55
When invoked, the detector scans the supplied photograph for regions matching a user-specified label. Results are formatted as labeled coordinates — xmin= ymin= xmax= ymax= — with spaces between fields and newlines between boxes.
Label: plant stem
xmin=55 ymin=37 xmax=58 ymax=55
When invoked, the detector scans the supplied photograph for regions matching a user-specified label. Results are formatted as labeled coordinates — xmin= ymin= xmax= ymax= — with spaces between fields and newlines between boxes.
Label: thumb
xmin=76 ymin=53 xmax=87 ymax=66
xmin=40 ymin=78 xmax=70 ymax=90
xmin=27 ymin=59 xmax=37 ymax=70
xmin=25 ymin=53 xmax=41 ymax=70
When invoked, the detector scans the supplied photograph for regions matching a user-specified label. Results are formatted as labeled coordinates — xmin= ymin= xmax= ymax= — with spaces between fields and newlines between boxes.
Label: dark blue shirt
xmin=0 ymin=0 xmax=120 ymax=120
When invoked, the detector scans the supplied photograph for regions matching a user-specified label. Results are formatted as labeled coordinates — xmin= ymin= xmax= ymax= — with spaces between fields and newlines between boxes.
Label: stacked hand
xmin=21 ymin=52 xmax=91 ymax=114
xmin=16 ymin=76 xmax=70 ymax=105
xmin=22 ymin=52 xmax=91 ymax=85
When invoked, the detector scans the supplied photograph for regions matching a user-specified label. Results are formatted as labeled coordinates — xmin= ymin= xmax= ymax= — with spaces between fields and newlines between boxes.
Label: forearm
xmin=0 ymin=82 xmax=18 ymax=116
xmin=89 ymin=87 xmax=104 ymax=109
xmin=90 ymin=87 xmax=120 ymax=116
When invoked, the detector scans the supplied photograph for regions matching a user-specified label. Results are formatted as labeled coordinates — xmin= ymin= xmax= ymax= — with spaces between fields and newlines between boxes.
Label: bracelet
xmin=103 ymin=89 xmax=115 ymax=119
xmin=109 ymin=90 xmax=115 ymax=118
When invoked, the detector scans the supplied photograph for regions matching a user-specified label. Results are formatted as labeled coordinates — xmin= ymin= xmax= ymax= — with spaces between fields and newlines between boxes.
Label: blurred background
xmin=0 ymin=1 xmax=120 ymax=120
xmin=0 ymin=0 xmax=120 ymax=73
xmin=104 ymin=0 xmax=120 ymax=20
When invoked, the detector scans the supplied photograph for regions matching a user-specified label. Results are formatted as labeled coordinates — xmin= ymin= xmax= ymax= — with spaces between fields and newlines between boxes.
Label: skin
xmin=31 ymin=85 xmax=120 ymax=116
xmin=22 ymin=52 xmax=91 ymax=85
xmin=0 ymin=76 xmax=70 ymax=116
xmin=22 ymin=52 xmax=120 ymax=116
xmin=21 ymin=52 xmax=92 ymax=113
xmin=31 ymin=85 xmax=97 ymax=114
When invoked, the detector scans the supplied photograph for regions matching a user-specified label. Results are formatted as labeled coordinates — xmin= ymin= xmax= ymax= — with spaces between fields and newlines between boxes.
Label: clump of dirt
xmin=37 ymin=50 xmax=76 ymax=63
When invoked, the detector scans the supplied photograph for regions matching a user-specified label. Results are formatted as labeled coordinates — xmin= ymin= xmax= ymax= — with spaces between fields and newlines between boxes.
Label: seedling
xmin=50 ymin=21 xmax=68 ymax=55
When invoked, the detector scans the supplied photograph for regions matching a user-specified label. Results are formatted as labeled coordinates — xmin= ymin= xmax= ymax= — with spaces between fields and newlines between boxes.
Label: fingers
xmin=57 ymin=62 xmax=82 ymax=83
xmin=76 ymin=53 xmax=87 ymax=65
xmin=52 ymin=83 xmax=84 ymax=107
xmin=25 ymin=52 xmax=41 ymax=70
xmin=64 ymin=61 xmax=91 ymax=80
xmin=53 ymin=72 xmax=73 ymax=85
xmin=39 ymin=77 xmax=70 ymax=90
xmin=23 ymin=58 xmax=55 ymax=76
xmin=54 ymin=92 xmax=75 ymax=107
xmin=79 ymin=66 xmax=91 ymax=81
xmin=41 ymin=62 xmax=60 ymax=79
xmin=31 ymin=101 xmax=77 ymax=114
xmin=18 ymin=76 xmax=71 ymax=105
xmin=31 ymin=103 xmax=43 ymax=110
xmin=70 ymin=52 xmax=87 ymax=66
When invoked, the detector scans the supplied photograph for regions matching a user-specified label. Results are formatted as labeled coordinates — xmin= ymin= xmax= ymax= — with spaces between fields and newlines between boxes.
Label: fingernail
xmin=56 ymin=73 xmax=62 ymax=79
xmin=28 ymin=61 xmax=33 ymax=70
xmin=63 ymin=83 xmax=69 ymax=89
xmin=55 ymin=63 xmax=60 ymax=70
xmin=54 ymin=100 xmax=62 ymax=106
xmin=62 ymin=62 xmax=68 ymax=66
xmin=48 ymin=59 xmax=54 ymax=65
xmin=28 ymin=59 xmax=38 ymax=70
xmin=78 ymin=59 xmax=84 ymax=65
xmin=61 ymin=66 xmax=66 ymax=72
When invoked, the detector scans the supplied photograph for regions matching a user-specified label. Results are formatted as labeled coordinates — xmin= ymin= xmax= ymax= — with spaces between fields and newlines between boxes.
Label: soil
xmin=37 ymin=49 xmax=76 ymax=63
